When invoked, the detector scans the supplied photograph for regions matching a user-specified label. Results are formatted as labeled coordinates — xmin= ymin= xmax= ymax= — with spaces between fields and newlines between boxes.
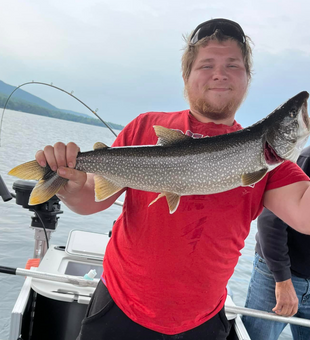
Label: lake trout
xmin=9 ymin=91 xmax=310 ymax=214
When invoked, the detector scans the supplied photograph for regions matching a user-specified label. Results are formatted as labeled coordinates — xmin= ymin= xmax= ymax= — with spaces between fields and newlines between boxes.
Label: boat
xmin=0 ymin=177 xmax=252 ymax=340
xmin=2 ymin=178 xmax=310 ymax=340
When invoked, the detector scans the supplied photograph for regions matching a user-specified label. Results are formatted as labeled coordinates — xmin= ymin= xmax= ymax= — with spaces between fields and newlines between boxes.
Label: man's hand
xmin=272 ymin=279 xmax=299 ymax=317
xmin=35 ymin=142 xmax=87 ymax=198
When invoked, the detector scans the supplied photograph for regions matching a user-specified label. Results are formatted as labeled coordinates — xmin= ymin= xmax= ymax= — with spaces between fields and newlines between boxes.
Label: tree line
xmin=0 ymin=93 xmax=124 ymax=131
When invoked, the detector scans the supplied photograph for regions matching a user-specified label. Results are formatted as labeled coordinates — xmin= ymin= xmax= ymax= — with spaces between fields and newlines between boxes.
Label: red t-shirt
xmin=102 ymin=109 xmax=309 ymax=334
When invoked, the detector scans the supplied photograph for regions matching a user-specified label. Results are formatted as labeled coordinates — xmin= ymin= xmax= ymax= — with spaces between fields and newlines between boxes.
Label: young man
xmin=243 ymin=146 xmax=310 ymax=340
xmin=35 ymin=19 xmax=310 ymax=340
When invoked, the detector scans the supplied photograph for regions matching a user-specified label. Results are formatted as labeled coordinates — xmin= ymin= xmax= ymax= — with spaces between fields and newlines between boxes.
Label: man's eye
xmin=228 ymin=64 xmax=238 ymax=68
xmin=202 ymin=65 xmax=212 ymax=69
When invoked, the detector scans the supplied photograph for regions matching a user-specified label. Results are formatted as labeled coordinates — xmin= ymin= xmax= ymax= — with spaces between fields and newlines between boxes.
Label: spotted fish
xmin=8 ymin=91 xmax=310 ymax=213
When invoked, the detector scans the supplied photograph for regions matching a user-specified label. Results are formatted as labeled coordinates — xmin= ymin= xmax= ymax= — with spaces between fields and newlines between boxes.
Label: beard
xmin=185 ymin=84 xmax=246 ymax=122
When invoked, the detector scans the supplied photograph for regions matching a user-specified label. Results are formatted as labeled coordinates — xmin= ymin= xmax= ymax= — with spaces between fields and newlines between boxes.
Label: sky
xmin=1 ymin=0 xmax=310 ymax=128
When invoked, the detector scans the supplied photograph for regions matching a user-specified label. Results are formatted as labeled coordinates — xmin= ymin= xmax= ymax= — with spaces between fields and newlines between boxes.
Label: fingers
xmin=54 ymin=142 xmax=67 ymax=169
xmin=57 ymin=167 xmax=87 ymax=196
xmin=273 ymin=279 xmax=299 ymax=317
xmin=272 ymin=302 xmax=298 ymax=317
xmin=66 ymin=142 xmax=80 ymax=168
xmin=35 ymin=142 xmax=80 ymax=171
xmin=57 ymin=167 xmax=86 ymax=183
xmin=35 ymin=149 xmax=48 ymax=167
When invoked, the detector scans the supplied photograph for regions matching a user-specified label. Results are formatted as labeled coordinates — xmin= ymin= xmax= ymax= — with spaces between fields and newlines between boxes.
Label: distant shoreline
xmin=0 ymin=91 xmax=124 ymax=131
xmin=4 ymin=108 xmax=124 ymax=132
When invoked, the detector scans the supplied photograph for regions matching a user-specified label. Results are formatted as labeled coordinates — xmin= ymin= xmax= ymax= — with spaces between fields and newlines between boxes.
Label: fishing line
xmin=0 ymin=81 xmax=118 ymax=146
xmin=34 ymin=209 xmax=50 ymax=250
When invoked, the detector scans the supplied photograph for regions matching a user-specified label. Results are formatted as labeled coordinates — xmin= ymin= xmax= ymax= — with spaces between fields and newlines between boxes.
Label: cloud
xmin=237 ymin=49 xmax=310 ymax=127
xmin=1 ymin=0 xmax=310 ymax=126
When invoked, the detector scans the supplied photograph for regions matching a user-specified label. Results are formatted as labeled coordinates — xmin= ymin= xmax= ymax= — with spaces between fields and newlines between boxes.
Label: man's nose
xmin=212 ymin=66 xmax=228 ymax=81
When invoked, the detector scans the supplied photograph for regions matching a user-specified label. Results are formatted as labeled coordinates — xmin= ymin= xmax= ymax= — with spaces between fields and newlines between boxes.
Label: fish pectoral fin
xmin=153 ymin=125 xmax=191 ymax=146
xmin=8 ymin=160 xmax=45 ymax=180
xmin=94 ymin=175 xmax=123 ymax=201
xmin=149 ymin=192 xmax=181 ymax=214
xmin=241 ymin=168 xmax=268 ymax=186
xmin=29 ymin=172 xmax=68 ymax=205
xmin=93 ymin=142 xmax=108 ymax=150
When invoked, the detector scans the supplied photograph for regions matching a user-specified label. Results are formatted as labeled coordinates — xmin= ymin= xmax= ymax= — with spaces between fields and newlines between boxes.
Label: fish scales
xmin=74 ymin=135 xmax=266 ymax=195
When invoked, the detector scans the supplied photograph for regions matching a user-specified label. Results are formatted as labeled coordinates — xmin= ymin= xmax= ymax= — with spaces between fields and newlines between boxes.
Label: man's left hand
xmin=272 ymin=279 xmax=299 ymax=317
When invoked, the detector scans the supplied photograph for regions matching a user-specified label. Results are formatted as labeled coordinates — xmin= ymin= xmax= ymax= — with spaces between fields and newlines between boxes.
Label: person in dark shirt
xmin=243 ymin=146 xmax=310 ymax=340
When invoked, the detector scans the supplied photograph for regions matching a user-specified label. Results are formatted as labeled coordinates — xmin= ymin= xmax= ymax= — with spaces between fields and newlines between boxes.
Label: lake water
xmin=0 ymin=110 xmax=292 ymax=339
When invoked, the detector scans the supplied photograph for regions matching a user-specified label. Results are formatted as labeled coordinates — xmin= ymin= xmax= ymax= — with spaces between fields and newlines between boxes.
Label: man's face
xmin=185 ymin=39 xmax=249 ymax=124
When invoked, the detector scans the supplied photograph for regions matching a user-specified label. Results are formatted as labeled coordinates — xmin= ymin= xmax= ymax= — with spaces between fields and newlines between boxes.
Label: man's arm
xmin=36 ymin=142 xmax=126 ymax=215
xmin=257 ymin=209 xmax=291 ymax=282
xmin=263 ymin=181 xmax=310 ymax=235
xmin=56 ymin=170 xmax=126 ymax=215
xmin=262 ymin=148 xmax=310 ymax=315
xmin=35 ymin=117 xmax=139 ymax=215
xmin=257 ymin=209 xmax=298 ymax=317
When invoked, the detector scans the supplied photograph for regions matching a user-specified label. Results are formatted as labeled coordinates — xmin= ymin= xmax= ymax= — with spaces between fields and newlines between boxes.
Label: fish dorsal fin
xmin=94 ymin=175 xmax=123 ymax=201
xmin=241 ymin=168 xmax=268 ymax=186
xmin=93 ymin=142 xmax=108 ymax=150
xmin=149 ymin=192 xmax=181 ymax=214
xmin=153 ymin=125 xmax=190 ymax=146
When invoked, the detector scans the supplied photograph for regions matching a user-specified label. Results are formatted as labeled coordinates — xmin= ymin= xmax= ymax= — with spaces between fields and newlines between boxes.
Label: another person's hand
xmin=272 ymin=279 xmax=299 ymax=317
xmin=35 ymin=142 xmax=87 ymax=197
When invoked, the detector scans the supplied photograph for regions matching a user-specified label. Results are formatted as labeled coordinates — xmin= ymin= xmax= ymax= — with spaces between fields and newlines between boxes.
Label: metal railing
xmin=226 ymin=305 xmax=310 ymax=328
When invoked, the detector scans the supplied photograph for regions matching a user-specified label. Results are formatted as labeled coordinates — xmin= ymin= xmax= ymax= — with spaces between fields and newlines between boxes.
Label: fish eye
xmin=289 ymin=108 xmax=297 ymax=117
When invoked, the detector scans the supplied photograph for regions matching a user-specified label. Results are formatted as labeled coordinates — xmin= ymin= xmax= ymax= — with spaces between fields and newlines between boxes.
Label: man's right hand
xmin=272 ymin=279 xmax=299 ymax=317
xmin=35 ymin=142 xmax=87 ymax=197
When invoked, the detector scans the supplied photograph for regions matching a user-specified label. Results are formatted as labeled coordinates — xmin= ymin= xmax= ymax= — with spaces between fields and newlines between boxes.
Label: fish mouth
xmin=264 ymin=142 xmax=284 ymax=165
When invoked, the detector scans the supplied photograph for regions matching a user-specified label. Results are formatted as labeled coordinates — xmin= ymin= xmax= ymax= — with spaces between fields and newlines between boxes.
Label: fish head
xmin=264 ymin=91 xmax=310 ymax=164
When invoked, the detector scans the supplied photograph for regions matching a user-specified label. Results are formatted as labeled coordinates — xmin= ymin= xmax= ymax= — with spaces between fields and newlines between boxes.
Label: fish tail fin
xmin=29 ymin=173 xmax=68 ymax=205
xmin=8 ymin=160 xmax=46 ymax=180
xmin=9 ymin=160 xmax=68 ymax=205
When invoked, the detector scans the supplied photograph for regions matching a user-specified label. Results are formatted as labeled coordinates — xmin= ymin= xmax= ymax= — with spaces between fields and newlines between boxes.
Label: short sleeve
xmin=266 ymin=161 xmax=309 ymax=191
xmin=112 ymin=116 xmax=141 ymax=147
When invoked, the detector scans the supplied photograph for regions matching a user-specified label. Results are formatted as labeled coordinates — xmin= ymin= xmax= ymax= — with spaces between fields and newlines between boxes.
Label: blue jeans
xmin=242 ymin=253 xmax=310 ymax=340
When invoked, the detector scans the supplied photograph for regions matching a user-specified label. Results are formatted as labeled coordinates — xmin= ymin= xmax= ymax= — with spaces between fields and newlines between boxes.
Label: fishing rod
xmin=0 ymin=81 xmax=118 ymax=146
xmin=0 ymin=174 xmax=13 ymax=202
xmin=0 ymin=266 xmax=99 ymax=288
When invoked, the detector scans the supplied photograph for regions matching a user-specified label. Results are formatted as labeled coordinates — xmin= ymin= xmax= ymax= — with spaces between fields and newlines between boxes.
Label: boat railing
xmin=226 ymin=305 xmax=310 ymax=328
xmin=114 ymin=200 xmax=124 ymax=207
xmin=5 ymin=267 xmax=310 ymax=328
